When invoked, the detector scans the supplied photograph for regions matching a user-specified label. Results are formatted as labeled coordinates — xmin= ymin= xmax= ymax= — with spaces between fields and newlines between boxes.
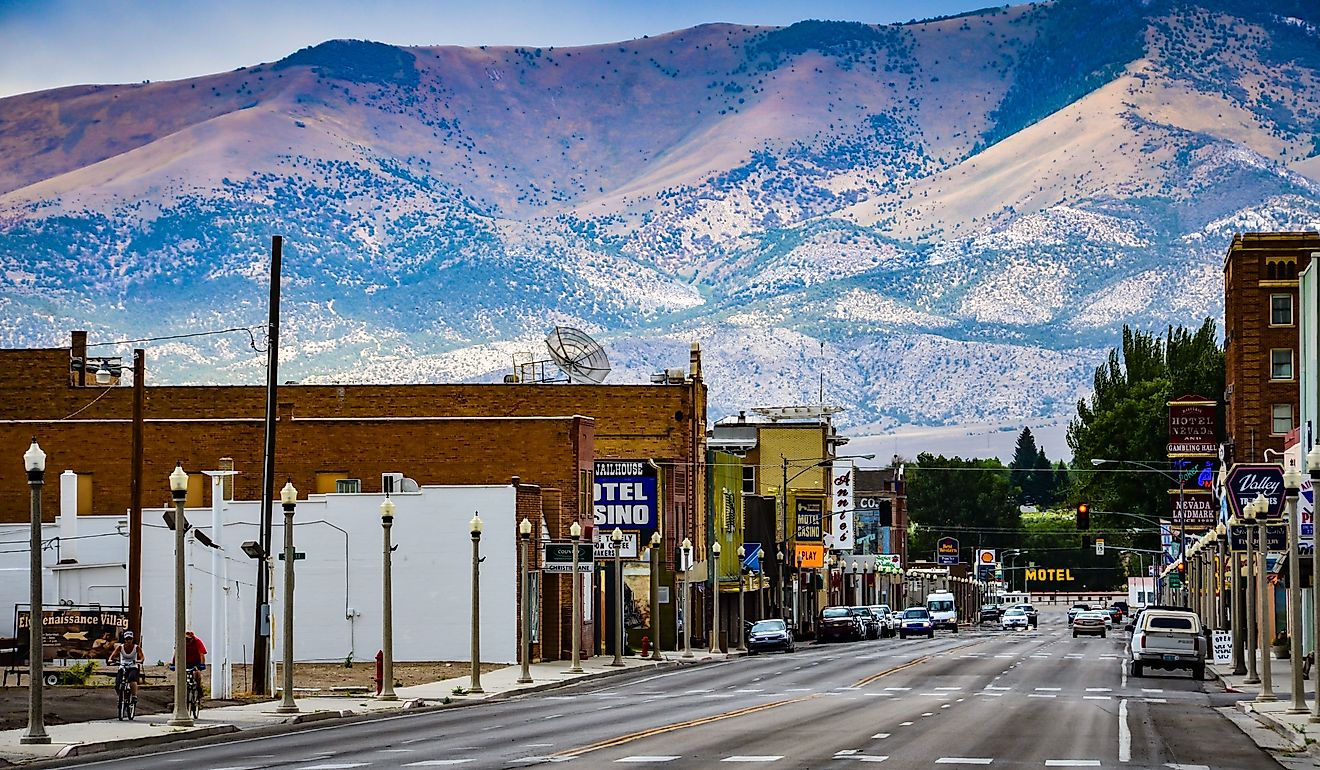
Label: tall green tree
xmin=1009 ymin=427 xmax=1040 ymax=504
xmin=1066 ymin=319 xmax=1224 ymax=562
xmin=906 ymin=453 xmax=1022 ymax=562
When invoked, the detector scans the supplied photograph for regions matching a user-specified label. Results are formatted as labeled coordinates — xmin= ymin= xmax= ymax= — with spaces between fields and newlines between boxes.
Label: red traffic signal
xmin=1075 ymin=502 xmax=1090 ymax=530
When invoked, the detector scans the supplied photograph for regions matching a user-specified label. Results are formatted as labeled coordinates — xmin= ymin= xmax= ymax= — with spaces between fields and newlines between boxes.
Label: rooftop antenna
xmin=545 ymin=326 xmax=611 ymax=384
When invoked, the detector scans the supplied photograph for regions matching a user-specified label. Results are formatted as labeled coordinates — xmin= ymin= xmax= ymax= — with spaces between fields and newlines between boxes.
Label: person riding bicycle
xmin=170 ymin=630 xmax=207 ymax=693
xmin=106 ymin=631 xmax=144 ymax=701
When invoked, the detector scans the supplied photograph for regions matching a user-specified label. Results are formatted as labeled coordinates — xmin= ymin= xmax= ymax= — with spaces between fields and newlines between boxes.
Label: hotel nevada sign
xmin=1167 ymin=395 xmax=1217 ymax=456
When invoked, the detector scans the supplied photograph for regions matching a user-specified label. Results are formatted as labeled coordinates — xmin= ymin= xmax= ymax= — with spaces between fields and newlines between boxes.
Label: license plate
xmin=1162 ymin=654 xmax=1177 ymax=661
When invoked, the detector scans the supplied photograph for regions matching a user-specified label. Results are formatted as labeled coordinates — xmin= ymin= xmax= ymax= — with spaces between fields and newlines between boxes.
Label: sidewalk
xmin=1210 ymin=651 xmax=1320 ymax=761
xmin=0 ymin=651 xmax=736 ymax=764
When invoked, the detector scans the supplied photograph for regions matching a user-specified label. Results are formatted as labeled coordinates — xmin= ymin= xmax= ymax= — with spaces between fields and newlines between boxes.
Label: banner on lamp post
xmin=824 ymin=460 xmax=855 ymax=551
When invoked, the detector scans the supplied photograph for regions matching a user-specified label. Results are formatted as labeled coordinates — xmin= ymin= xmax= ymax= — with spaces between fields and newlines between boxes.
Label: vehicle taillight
xmin=1136 ymin=633 xmax=1144 ymax=649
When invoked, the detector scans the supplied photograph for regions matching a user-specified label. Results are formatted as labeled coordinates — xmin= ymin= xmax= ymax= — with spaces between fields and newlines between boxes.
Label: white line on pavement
xmin=935 ymin=686 xmax=962 ymax=691
xmin=721 ymin=756 xmax=784 ymax=762
xmin=1028 ymin=694 xmax=1057 ymax=698
xmin=899 ymin=722 xmax=914 ymax=726
xmin=405 ymin=762 xmax=476 ymax=767
xmin=934 ymin=758 xmax=993 ymax=764
xmin=1044 ymin=761 xmax=1101 ymax=767
xmin=833 ymin=757 xmax=888 ymax=762
xmin=1086 ymin=688 xmax=1111 ymax=692
xmin=1035 ymin=687 xmax=1061 ymax=691
xmin=616 ymin=757 xmax=680 ymax=763
xmin=1118 ymin=698 xmax=1131 ymax=763
xmin=884 ymin=687 xmax=911 ymax=691
xmin=1083 ymin=696 xmax=1112 ymax=700
xmin=1141 ymin=688 xmax=1164 ymax=694
xmin=872 ymin=734 xmax=890 ymax=739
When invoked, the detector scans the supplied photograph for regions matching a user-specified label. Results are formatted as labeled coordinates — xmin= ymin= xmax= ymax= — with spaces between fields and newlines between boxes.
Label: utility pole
xmin=252 ymin=235 xmax=283 ymax=695
xmin=128 ymin=348 xmax=144 ymax=637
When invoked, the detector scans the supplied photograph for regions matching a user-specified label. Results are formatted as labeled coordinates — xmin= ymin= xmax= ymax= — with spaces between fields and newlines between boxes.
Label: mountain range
xmin=2 ymin=0 xmax=1319 ymax=443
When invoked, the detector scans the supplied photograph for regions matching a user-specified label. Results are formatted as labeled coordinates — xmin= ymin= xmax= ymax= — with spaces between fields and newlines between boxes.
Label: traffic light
xmin=1075 ymin=502 xmax=1090 ymax=530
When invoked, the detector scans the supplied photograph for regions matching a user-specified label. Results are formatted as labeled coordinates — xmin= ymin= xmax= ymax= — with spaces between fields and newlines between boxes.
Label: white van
xmin=926 ymin=590 xmax=958 ymax=632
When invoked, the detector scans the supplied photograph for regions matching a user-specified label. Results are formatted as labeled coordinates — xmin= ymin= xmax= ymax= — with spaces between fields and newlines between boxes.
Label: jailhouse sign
xmin=594 ymin=460 xmax=658 ymax=539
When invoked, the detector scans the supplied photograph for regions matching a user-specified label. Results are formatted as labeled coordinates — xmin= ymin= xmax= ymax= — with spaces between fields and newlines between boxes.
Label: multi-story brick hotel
xmin=1223 ymin=232 xmax=1320 ymax=464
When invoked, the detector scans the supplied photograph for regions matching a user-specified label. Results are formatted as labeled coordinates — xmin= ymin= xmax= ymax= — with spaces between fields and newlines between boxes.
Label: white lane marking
xmin=956 ymin=698 xmax=966 ymax=702
xmin=993 ymin=654 xmax=1013 ymax=658
xmin=899 ymin=721 xmax=914 ymax=726
xmin=941 ymin=704 xmax=952 ymax=709
xmin=786 ymin=687 xmax=813 ymax=692
xmin=1086 ymin=688 xmax=1112 ymax=692
xmin=685 ymin=689 xmax=713 ymax=694
xmin=934 ymin=686 xmax=962 ymax=691
xmin=836 ymin=751 xmax=860 ymax=756
xmin=1031 ymin=654 xmax=1050 ymax=658
xmin=1164 ymin=765 xmax=1211 ymax=770
xmin=1141 ymin=688 xmax=1164 ymax=694
xmin=1119 ymin=698 xmax=1131 ymax=763
xmin=543 ymin=714 xmax=564 ymax=720
xmin=721 ymin=757 xmax=783 ymax=763
xmin=1028 ymin=694 xmax=1057 ymax=698
xmin=1141 ymin=698 xmax=1168 ymax=703
xmin=986 ymin=686 xmax=1012 ymax=691
xmin=736 ymin=689 xmax=765 ymax=693
xmin=884 ymin=687 xmax=911 ymax=691
xmin=616 ymin=758 xmax=680 ymax=763
xmin=545 ymin=696 xmax=575 ymax=700
xmin=935 ymin=759 xmax=993 ymax=765
xmin=872 ymin=733 xmax=890 ymax=739
xmin=525 ymin=743 xmax=555 ymax=747
xmin=405 ymin=762 xmax=476 ymax=767
xmin=835 ymin=687 xmax=863 ymax=691
xmin=382 ymin=749 xmax=416 ymax=752
xmin=922 ymin=712 xmax=935 ymax=717
xmin=1035 ymin=687 xmax=1061 ymax=691
xmin=1045 ymin=762 xmax=1101 ymax=767
xmin=301 ymin=765 xmax=370 ymax=770
xmin=1120 ymin=659 xmax=1128 ymax=689
xmin=1084 ymin=696 xmax=1112 ymax=701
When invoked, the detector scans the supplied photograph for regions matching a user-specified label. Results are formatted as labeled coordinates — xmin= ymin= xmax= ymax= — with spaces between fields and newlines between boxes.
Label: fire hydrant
xmin=374 ymin=649 xmax=384 ymax=695
xmin=639 ymin=635 xmax=650 ymax=658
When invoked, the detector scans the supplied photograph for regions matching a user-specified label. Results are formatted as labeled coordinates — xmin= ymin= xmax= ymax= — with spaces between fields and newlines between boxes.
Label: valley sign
xmin=594 ymin=460 xmax=658 ymax=539
xmin=1225 ymin=464 xmax=1285 ymax=522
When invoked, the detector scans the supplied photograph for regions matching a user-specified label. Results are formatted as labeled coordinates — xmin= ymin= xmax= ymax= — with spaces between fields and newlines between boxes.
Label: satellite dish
xmin=545 ymin=327 xmax=611 ymax=384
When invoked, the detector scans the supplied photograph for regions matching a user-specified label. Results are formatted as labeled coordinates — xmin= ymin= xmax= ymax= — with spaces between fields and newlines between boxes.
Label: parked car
xmin=1067 ymin=603 xmax=1091 ymax=625
xmin=851 ymin=606 xmax=882 ymax=640
xmin=1102 ymin=606 xmax=1123 ymax=625
xmin=1097 ymin=608 xmax=1116 ymax=628
xmin=819 ymin=606 xmax=864 ymax=642
xmin=1001 ymin=607 xmax=1030 ymax=630
xmin=747 ymin=619 xmax=795 ymax=653
xmin=1072 ymin=611 xmax=1108 ymax=638
xmin=979 ymin=603 xmax=1004 ymax=623
xmin=1011 ymin=603 xmax=1039 ymax=628
xmin=869 ymin=605 xmax=896 ymax=638
xmin=898 ymin=607 xmax=935 ymax=639
xmin=1129 ymin=608 xmax=1205 ymax=679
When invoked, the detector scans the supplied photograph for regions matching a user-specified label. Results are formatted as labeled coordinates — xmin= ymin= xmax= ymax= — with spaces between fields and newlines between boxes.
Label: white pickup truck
xmin=1128 ymin=609 xmax=1205 ymax=679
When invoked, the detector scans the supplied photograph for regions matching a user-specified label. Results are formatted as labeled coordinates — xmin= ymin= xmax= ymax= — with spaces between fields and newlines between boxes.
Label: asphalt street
xmin=50 ymin=608 xmax=1280 ymax=770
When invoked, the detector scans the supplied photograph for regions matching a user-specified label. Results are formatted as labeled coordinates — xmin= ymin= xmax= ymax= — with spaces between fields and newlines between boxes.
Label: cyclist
xmin=170 ymin=630 xmax=207 ymax=693
xmin=106 ymin=631 xmax=144 ymax=702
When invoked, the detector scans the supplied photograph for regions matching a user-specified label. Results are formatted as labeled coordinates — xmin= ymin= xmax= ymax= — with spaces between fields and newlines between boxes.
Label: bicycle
xmin=171 ymin=664 xmax=205 ymax=719
xmin=113 ymin=664 xmax=137 ymax=721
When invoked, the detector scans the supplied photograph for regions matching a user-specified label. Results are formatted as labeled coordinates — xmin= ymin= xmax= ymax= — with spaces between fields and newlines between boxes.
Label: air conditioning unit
xmin=382 ymin=472 xmax=404 ymax=495
xmin=336 ymin=478 xmax=361 ymax=494
xmin=666 ymin=368 xmax=686 ymax=383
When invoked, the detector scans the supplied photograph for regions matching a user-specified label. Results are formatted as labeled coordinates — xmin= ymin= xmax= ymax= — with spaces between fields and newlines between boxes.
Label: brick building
xmin=1223 ymin=232 xmax=1320 ymax=463
xmin=0 ymin=332 xmax=708 ymax=660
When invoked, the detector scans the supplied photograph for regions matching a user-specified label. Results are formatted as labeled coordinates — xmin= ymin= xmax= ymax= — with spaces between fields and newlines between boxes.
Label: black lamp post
xmin=20 ymin=439 xmax=48 ymax=745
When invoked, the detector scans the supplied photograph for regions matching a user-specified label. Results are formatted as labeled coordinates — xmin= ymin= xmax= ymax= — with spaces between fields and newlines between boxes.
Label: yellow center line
xmin=553 ymin=696 xmax=817 ymax=759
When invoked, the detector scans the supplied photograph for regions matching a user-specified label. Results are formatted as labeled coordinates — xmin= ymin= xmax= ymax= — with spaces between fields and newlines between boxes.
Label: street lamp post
xmin=168 ymin=463 xmax=193 ymax=727
xmin=736 ymin=546 xmax=747 ymax=653
xmin=680 ymin=538 xmax=693 ymax=658
xmin=1251 ymin=493 xmax=1277 ymax=702
xmin=20 ymin=439 xmax=48 ymax=745
xmin=1307 ymin=445 xmax=1320 ymax=723
xmin=568 ymin=522 xmax=584 ymax=673
xmin=275 ymin=481 xmax=299 ymax=714
xmin=757 ymin=548 xmax=767 ymax=621
xmin=1229 ymin=515 xmax=1247 ymax=675
xmin=378 ymin=498 xmax=399 ymax=701
xmin=1283 ymin=467 xmax=1305 ymax=713
xmin=776 ymin=549 xmax=785 ymax=621
xmin=1242 ymin=499 xmax=1260 ymax=685
xmin=469 ymin=514 xmax=484 ymax=693
xmin=610 ymin=528 xmax=625 ymax=667
xmin=650 ymin=531 xmax=663 ymax=662
xmin=518 ymin=518 xmax=534 ymax=684
xmin=710 ymin=541 xmax=723 ymax=654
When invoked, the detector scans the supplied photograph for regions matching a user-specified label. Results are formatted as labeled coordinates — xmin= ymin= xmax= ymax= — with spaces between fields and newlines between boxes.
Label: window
xmin=1272 ymin=403 xmax=1293 ymax=436
xmin=76 ymin=474 xmax=94 ymax=516
xmin=1271 ymin=349 xmax=1294 ymax=381
xmin=742 ymin=465 xmax=756 ymax=494
xmin=1271 ymin=294 xmax=1293 ymax=326
xmin=335 ymin=479 xmax=361 ymax=494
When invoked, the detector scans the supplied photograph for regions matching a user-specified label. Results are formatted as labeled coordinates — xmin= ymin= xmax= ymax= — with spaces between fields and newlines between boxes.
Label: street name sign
xmin=542 ymin=542 xmax=594 ymax=573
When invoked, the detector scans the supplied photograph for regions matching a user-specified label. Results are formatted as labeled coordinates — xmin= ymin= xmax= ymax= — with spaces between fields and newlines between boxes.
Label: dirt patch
xmin=0 ymin=661 xmax=506 ymax=729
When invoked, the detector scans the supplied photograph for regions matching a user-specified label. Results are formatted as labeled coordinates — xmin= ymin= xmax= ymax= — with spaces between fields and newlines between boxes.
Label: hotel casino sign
xmin=1167 ymin=396 xmax=1217 ymax=456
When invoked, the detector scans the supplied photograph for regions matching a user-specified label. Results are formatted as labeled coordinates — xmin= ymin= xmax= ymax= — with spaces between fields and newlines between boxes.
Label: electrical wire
xmin=87 ymin=325 xmax=265 ymax=352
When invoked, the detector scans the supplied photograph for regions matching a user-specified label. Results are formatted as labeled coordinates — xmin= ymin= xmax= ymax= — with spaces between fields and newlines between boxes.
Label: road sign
xmin=742 ymin=542 xmax=761 ymax=572
xmin=1095 ymin=538 xmax=1105 ymax=556
xmin=542 ymin=542 xmax=593 ymax=573
xmin=277 ymin=551 xmax=306 ymax=561
xmin=1167 ymin=571 xmax=1182 ymax=589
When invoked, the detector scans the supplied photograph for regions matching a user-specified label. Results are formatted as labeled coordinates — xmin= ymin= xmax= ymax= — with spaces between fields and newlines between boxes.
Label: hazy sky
xmin=0 ymin=0 xmax=995 ymax=98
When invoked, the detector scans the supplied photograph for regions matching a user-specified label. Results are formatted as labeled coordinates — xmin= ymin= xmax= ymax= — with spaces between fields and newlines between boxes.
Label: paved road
xmin=52 ymin=609 xmax=1280 ymax=769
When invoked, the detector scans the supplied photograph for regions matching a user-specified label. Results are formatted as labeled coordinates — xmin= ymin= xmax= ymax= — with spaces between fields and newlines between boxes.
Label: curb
xmin=53 ymin=724 xmax=239 ymax=758
xmin=1239 ymin=703 xmax=1308 ymax=752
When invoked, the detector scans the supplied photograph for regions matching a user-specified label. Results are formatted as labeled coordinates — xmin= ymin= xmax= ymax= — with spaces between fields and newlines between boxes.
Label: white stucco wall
xmin=0 ymin=483 xmax=519 ymax=666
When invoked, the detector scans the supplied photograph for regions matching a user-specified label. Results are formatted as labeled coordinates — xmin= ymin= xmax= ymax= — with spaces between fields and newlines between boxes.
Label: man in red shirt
xmin=171 ymin=630 xmax=207 ymax=692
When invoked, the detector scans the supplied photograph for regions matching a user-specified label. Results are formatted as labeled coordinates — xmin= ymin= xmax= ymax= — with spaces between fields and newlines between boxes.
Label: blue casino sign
xmin=593 ymin=460 xmax=659 ymax=539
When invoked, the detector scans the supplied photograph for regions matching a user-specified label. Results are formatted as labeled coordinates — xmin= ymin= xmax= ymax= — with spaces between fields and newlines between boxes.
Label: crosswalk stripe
xmin=721 ymin=757 xmax=784 ymax=763
xmin=1044 ymin=761 xmax=1101 ymax=767
xmin=935 ymin=758 xmax=993 ymax=765
xmin=616 ymin=757 xmax=680 ymax=763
